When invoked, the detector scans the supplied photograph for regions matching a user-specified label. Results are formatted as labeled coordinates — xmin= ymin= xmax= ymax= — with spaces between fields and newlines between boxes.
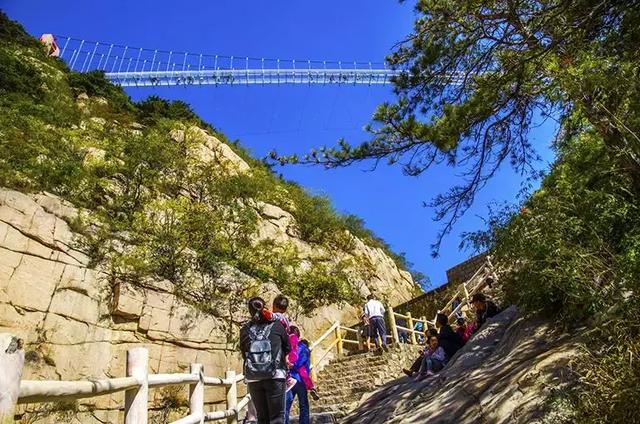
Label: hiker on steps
xmin=435 ymin=313 xmax=463 ymax=361
xmin=470 ymin=292 xmax=500 ymax=334
xmin=244 ymin=295 xmax=299 ymax=423
xmin=364 ymin=294 xmax=388 ymax=353
xmin=285 ymin=327 xmax=319 ymax=424
xmin=456 ymin=317 xmax=473 ymax=344
xmin=240 ymin=297 xmax=291 ymax=424
xmin=402 ymin=316 xmax=460 ymax=378
xmin=359 ymin=313 xmax=373 ymax=351
xmin=416 ymin=335 xmax=446 ymax=379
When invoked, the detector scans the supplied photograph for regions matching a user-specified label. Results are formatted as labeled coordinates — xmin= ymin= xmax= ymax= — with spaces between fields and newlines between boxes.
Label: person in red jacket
xmin=456 ymin=317 xmax=473 ymax=344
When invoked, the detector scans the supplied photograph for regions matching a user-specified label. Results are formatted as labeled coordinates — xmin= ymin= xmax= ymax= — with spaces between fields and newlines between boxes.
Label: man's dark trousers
xmin=369 ymin=316 xmax=387 ymax=347
xmin=248 ymin=379 xmax=286 ymax=424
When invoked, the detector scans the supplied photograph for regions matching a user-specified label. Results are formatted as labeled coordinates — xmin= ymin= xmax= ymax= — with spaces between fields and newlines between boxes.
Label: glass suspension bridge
xmin=54 ymin=36 xmax=465 ymax=88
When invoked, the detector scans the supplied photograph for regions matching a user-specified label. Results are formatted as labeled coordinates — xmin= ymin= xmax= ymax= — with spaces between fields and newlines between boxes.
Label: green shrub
xmin=464 ymin=125 xmax=640 ymax=421
xmin=68 ymin=70 xmax=135 ymax=113
xmin=137 ymin=95 xmax=200 ymax=122
xmin=0 ymin=46 xmax=45 ymax=101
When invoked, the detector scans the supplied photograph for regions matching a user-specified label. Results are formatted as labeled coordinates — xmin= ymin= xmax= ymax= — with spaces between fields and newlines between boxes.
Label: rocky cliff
xmin=0 ymin=133 xmax=416 ymax=422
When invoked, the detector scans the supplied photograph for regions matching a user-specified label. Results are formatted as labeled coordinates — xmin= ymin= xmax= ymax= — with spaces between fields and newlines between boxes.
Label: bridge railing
xmin=0 ymin=343 xmax=249 ymax=424
xmin=48 ymin=35 xmax=467 ymax=87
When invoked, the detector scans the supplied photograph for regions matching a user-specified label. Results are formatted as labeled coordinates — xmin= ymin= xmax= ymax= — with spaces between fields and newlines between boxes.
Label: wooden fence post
xmin=225 ymin=370 xmax=238 ymax=424
xmin=462 ymin=282 xmax=471 ymax=311
xmin=406 ymin=312 xmax=417 ymax=345
xmin=387 ymin=306 xmax=400 ymax=345
xmin=0 ymin=334 xmax=24 ymax=424
xmin=189 ymin=364 xmax=204 ymax=424
xmin=124 ymin=347 xmax=148 ymax=424
xmin=356 ymin=327 xmax=363 ymax=351
xmin=335 ymin=323 xmax=343 ymax=357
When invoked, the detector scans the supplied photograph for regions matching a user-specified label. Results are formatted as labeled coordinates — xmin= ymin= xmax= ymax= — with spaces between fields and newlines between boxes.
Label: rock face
xmin=343 ymin=307 xmax=581 ymax=424
xmin=0 ymin=189 xmax=240 ymax=422
xmin=0 ymin=157 xmax=417 ymax=423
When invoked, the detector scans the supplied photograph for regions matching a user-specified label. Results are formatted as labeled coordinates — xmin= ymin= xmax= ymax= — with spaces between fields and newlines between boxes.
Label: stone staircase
xmin=289 ymin=346 xmax=417 ymax=423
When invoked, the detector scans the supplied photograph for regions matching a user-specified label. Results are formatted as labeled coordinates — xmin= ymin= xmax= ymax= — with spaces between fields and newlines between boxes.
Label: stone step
xmin=319 ymin=381 xmax=378 ymax=396
xmin=318 ymin=358 xmax=394 ymax=374
xmin=313 ymin=400 xmax=359 ymax=414
xmin=287 ymin=346 xmax=417 ymax=420
xmin=320 ymin=360 xmax=392 ymax=373
xmin=321 ymin=351 xmax=410 ymax=366
xmin=317 ymin=369 xmax=388 ymax=384
xmin=312 ymin=388 xmax=370 ymax=407
xmin=319 ymin=373 xmax=386 ymax=390
xmin=288 ymin=412 xmax=338 ymax=424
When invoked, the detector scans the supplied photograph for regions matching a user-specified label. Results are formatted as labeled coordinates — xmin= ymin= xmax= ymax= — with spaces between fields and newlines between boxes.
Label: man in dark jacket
xmin=471 ymin=292 xmax=500 ymax=333
xmin=240 ymin=297 xmax=291 ymax=424
xmin=435 ymin=313 xmax=463 ymax=361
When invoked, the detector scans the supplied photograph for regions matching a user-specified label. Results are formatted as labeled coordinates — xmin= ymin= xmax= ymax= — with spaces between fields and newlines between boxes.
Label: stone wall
xmin=446 ymin=252 xmax=488 ymax=285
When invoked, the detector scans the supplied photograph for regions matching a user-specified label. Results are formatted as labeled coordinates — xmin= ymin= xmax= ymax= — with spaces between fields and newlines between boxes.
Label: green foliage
xmin=271 ymin=0 xmax=640 ymax=254
xmin=137 ymin=95 xmax=204 ymax=125
xmin=68 ymin=70 xmax=135 ymax=113
xmin=0 ymin=13 xmax=410 ymax=315
xmin=464 ymin=125 xmax=640 ymax=421
xmin=0 ymin=45 xmax=45 ymax=100
xmin=288 ymin=260 xmax=359 ymax=311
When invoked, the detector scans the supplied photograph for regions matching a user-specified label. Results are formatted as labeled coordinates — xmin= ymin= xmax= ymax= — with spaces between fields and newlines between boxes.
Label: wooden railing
xmin=388 ymin=257 xmax=496 ymax=345
xmin=307 ymin=321 xmax=362 ymax=381
xmin=302 ymin=258 xmax=497 ymax=381
xmin=0 ymin=344 xmax=249 ymax=424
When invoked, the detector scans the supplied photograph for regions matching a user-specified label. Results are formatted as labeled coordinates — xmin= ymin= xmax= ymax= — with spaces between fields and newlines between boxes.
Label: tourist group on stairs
xmin=239 ymin=287 xmax=500 ymax=423
xmin=403 ymin=291 xmax=501 ymax=379
xmin=240 ymin=294 xmax=319 ymax=424
xmin=361 ymin=293 xmax=389 ymax=352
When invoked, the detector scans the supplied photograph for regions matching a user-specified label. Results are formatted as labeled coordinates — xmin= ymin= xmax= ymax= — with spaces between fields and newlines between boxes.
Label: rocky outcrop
xmin=0 ymin=155 xmax=416 ymax=423
xmin=0 ymin=189 xmax=242 ymax=422
xmin=343 ymin=307 xmax=581 ymax=423
xmin=0 ymin=102 xmax=418 ymax=420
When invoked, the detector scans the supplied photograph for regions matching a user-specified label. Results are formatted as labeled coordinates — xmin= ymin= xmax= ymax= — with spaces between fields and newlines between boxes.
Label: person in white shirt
xmin=363 ymin=294 xmax=388 ymax=352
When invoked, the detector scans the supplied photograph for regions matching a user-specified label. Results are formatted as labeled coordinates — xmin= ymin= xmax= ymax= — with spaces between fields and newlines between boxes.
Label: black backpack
xmin=244 ymin=322 xmax=280 ymax=380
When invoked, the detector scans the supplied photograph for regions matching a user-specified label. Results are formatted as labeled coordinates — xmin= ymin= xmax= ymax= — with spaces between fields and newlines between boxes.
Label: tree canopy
xmin=272 ymin=0 xmax=640 ymax=253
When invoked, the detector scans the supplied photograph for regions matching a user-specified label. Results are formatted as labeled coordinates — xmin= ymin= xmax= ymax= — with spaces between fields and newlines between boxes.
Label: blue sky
xmin=4 ymin=1 xmax=557 ymax=288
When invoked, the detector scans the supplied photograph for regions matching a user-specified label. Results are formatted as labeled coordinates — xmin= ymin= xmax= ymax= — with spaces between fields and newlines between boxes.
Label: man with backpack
xmin=240 ymin=297 xmax=291 ymax=424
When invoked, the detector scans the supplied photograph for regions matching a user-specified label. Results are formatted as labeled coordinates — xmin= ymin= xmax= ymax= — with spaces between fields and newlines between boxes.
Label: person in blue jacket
xmin=284 ymin=327 xmax=318 ymax=424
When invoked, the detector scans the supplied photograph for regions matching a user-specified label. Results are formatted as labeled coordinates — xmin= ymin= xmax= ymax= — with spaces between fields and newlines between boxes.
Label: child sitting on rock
xmin=417 ymin=335 xmax=446 ymax=379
